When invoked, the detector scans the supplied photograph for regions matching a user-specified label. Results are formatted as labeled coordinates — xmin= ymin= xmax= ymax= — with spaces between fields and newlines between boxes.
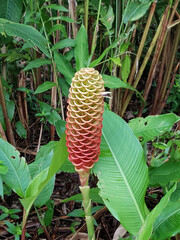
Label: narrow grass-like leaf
xmin=152 ymin=199 xmax=180 ymax=240
xmin=23 ymin=59 xmax=51 ymax=71
xmin=34 ymin=81 xmax=56 ymax=95
xmin=0 ymin=139 xmax=31 ymax=198
xmin=102 ymin=74 xmax=142 ymax=98
xmin=90 ymin=40 xmax=119 ymax=67
xmin=74 ymin=25 xmax=89 ymax=71
xmin=52 ymin=39 xmax=75 ymax=50
xmin=93 ymin=110 xmax=148 ymax=235
xmin=129 ymin=114 xmax=180 ymax=144
xmin=54 ymin=51 xmax=75 ymax=84
xmin=136 ymin=184 xmax=176 ymax=240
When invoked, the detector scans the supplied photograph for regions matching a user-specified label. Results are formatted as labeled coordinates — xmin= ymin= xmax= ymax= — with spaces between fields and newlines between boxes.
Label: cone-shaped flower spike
xmin=66 ymin=68 xmax=104 ymax=175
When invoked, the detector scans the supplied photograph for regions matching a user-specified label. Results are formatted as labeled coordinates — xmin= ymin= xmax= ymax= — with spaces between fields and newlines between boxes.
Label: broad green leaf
xmin=149 ymin=161 xmax=180 ymax=186
xmin=48 ymin=24 xmax=67 ymax=38
xmin=34 ymin=81 xmax=56 ymax=95
xmin=52 ymin=39 xmax=75 ymax=50
xmin=0 ymin=0 xmax=23 ymax=22
xmin=152 ymin=199 xmax=180 ymax=240
xmin=129 ymin=114 xmax=180 ymax=144
xmin=0 ymin=18 xmax=50 ymax=57
xmin=28 ymin=151 xmax=55 ymax=207
xmin=42 ymin=4 xmax=68 ymax=12
xmin=0 ymin=139 xmax=31 ymax=197
xmin=61 ymin=188 xmax=104 ymax=204
xmin=123 ymin=1 xmax=151 ymax=23
xmin=100 ymin=5 xmax=114 ymax=31
xmin=102 ymin=74 xmax=142 ymax=98
xmin=122 ymin=55 xmax=131 ymax=82
xmin=93 ymin=110 xmax=148 ymax=235
xmin=54 ymin=51 xmax=75 ymax=85
xmin=23 ymin=59 xmax=51 ymax=71
xmin=15 ymin=121 xmax=27 ymax=138
xmin=58 ymin=77 xmax=70 ymax=97
xmin=90 ymin=40 xmax=119 ymax=67
xmin=136 ymin=184 xmax=176 ymax=240
xmin=0 ymin=161 xmax=8 ymax=174
xmin=55 ymin=119 xmax=66 ymax=138
xmin=74 ymin=24 xmax=89 ymax=71
xmin=20 ymin=134 xmax=68 ymax=215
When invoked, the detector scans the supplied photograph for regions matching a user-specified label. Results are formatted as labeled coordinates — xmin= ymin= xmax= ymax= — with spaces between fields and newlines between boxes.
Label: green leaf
xmin=20 ymin=134 xmax=68 ymax=215
xmin=54 ymin=51 xmax=75 ymax=85
xmin=15 ymin=121 xmax=27 ymax=138
xmin=52 ymin=39 xmax=75 ymax=50
xmin=110 ymin=57 xmax=121 ymax=67
xmin=149 ymin=161 xmax=180 ymax=186
xmin=0 ymin=139 xmax=31 ymax=197
xmin=152 ymin=199 xmax=180 ymax=240
xmin=123 ymin=1 xmax=151 ymax=23
xmin=28 ymin=151 xmax=55 ymax=207
xmin=61 ymin=188 xmax=104 ymax=204
xmin=0 ymin=0 xmax=23 ymax=22
xmin=23 ymin=59 xmax=51 ymax=71
xmin=34 ymin=81 xmax=56 ymax=95
xmin=93 ymin=110 xmax=149 ymax=235
xmin=90 ymin=40 xmax=119 ymax=67
xmin=102 ymin=74 xmax=142 ymax=98
xmin=129 ymin=113 xmax=180 ymax=144
xmin=42 ymin=4 xmax=68 ymax=12
xmin=136 ymin=184 xmax=176 ymax=240
xmin=0 ymin=18 xmax=50 ymax=57
xmin=0 ymin=160 xmax=8 ymax=174
xmin=55 ymin=119 xmax=66 ymax=138
xmin=48 ymin=24 xmax=67 ymax=38
xmin=49 ymin=16 xmax=77 ymax=23
xmin=100 ymin=5 xmax=114 ymax=31
xmin=0 ymin=176 xmax=3 ymax=198
xmin=122 ymin=55 xmax=131 ymax=82
xmin=74 ymin=24 xmax=89 ymax=71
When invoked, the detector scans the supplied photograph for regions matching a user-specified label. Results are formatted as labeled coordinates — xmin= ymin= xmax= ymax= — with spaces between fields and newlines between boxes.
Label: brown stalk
xmin=0 ymin=76 xmax=16 ymax=146
xmin=156 ymin=62 xmax=180 ymax=114
xmin=123 ymin=1 xmax=157 ymax=103
xmin=137 ymin=5 xmax=170 ymax=117
xmin=18 ymin=71 xmax=29 ymax=128
xmin=121 ymin=10 xmax=165 ymax=117
xmin=68 ymin=0 xmax=78 ymax=38
xmin=159 ymin=23 xmax=180 ymax=103
xmin=0 ymin=122 xmax=7 ymax=141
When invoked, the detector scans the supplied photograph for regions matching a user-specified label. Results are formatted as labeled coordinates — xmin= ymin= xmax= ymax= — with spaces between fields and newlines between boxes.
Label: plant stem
xmin=21 ymin=208 xmax=27 ymax=240
xmin=85 ymin=0 xmax=89 ymax=32
xmin=80 ymin=185 xmax=95 ymax=240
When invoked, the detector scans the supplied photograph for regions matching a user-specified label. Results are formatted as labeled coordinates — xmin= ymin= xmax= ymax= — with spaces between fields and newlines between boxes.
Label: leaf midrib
xmin=102 ymin=130 xmax=145 ymax=225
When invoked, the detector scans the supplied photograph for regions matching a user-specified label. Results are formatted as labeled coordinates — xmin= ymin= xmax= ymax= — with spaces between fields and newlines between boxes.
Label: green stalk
xmin=77 ymin=169 xmax=95 ymax=239
xmin=85 ymin=0 xmax=89 ymax=32
xmin=80 ymin=185 xmax=95 ymax=240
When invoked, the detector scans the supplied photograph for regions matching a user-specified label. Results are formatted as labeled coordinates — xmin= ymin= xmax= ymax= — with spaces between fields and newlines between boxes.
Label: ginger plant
xmin=66 ymin=68 xmax=104 ymax=239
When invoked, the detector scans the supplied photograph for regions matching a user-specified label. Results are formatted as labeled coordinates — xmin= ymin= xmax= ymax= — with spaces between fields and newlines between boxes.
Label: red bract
xmin=66 ymin=68 xmax=104 ymax=172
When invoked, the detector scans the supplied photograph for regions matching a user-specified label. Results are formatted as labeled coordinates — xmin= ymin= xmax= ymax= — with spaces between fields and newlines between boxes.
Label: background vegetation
xmin=0 ymin=0 xmax=179 ymax=239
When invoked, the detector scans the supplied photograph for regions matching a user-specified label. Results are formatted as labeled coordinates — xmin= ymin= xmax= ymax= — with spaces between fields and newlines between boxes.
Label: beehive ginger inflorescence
xmin=65 ymin=68 xmax=104 ymax=172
